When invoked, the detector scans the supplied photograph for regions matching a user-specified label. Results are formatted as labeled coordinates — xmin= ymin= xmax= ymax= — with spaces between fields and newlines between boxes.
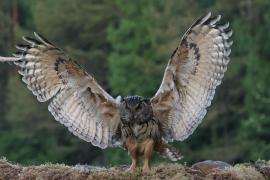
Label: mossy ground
xmin=0 ymin=158 xmax=269 ymax=180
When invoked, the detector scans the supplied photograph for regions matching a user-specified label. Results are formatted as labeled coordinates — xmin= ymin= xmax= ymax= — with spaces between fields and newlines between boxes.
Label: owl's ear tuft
xmin=116 ymin=96 xmax=123 ymax=103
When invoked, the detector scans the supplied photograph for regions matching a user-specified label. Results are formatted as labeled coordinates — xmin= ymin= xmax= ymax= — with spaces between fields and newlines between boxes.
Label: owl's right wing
xmin=151 ymin=12 xmax=233 ymax=142
xmin=0 ymin=33 xmax=121 ymax=149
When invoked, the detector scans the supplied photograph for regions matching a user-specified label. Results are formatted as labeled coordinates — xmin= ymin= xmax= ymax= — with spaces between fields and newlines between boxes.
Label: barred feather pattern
xmin=14 ymin=36 xmax=65 ymax=102
xmin=151 ymin=12 xmax=233 ymax=142
xmin=48 ymin=87 xmax=118 ymax=148
xmin=0 ymin=32 xmax=121 ymax=149
xmin=158 ymin=143 xmax=183 ymax=161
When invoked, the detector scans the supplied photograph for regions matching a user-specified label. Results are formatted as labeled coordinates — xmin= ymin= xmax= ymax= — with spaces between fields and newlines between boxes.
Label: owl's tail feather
xmin=158 ymin=142 xmax=183 ymax=161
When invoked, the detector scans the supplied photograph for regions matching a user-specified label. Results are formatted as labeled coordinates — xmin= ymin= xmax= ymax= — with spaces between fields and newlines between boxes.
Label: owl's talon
xmin=126 ymin=166 xmax=137 ymax=173
xmin=142 ymin=168 xmax=151 ymax=175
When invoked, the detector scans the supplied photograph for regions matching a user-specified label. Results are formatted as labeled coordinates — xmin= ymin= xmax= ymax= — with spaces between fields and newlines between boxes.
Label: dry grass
xmin=0 ymin=158 xmax=269 ymax=180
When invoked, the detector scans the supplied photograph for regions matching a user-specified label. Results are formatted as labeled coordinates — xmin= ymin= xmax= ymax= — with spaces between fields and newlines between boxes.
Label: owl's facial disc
xmin=120 ymin=96 xmax=153 ymax=124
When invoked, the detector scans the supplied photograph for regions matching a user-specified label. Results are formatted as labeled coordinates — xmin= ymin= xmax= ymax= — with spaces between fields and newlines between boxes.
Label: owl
xmin=0 ymin=12 xmax=232 ymax=174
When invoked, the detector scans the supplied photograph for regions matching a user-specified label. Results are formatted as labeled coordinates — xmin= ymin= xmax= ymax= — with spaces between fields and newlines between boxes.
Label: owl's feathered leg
xmin=127 ymin=154 xmax=139 ymax=173
xmin=126 ymin=137 xmax=139 ymax=173
xmin=142 ymin=139 xmax=154 ymax=175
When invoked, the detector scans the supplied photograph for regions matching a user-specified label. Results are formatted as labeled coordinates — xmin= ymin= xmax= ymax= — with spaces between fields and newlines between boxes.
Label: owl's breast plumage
xmin=121 ymin=118 xmax=161 ymax=146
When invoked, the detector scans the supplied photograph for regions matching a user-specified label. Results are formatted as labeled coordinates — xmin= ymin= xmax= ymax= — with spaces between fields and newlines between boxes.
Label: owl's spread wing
xmin=151 ymin=12 xmax=233 ymax=142
xmin=0 ymin=33 xmax=121 ymax=149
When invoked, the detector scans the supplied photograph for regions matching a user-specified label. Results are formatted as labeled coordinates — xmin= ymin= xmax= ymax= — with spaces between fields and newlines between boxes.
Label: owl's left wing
xmin=151 ymin=12 xmax=233 ymax=142
xmin=0 ymin=33 xmax=121 ymax=148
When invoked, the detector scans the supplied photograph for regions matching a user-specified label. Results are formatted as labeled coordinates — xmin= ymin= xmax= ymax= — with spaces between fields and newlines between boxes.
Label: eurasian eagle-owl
xmin=0 ymin=12 xmax=232 ymax=174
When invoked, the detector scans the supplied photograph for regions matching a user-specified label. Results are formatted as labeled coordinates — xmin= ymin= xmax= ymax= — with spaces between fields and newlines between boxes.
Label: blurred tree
xmin=239 ymin=0 xmax=270 ymax=160
xmin=0 ymin=1 xmax=15 ymax=132
xmin=108 ymin=0 xmax=200 ymax=97
xmin=0 ymin=0 xmax=269 ymax=166
xmin=108 ymin=0 xmax=162 ymax=96
xmin=33 ymin=0 xmax=118 ymax=89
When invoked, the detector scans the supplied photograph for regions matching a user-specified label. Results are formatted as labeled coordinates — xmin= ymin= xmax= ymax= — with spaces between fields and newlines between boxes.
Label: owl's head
xmin=120 ymin=96 xmax=153 ymax=124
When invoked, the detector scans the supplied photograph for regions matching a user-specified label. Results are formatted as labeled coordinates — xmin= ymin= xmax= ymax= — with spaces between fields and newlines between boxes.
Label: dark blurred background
xmin=0 ymin=0 xmax=269 ymax=166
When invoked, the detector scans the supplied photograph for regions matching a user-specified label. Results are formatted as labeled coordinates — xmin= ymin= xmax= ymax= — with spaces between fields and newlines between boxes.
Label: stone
xmin=191 ymin=160 xmax=231 ymax=174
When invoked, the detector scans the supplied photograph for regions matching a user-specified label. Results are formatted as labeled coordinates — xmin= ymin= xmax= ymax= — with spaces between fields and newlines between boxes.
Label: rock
xmin=191 ymin=160 xmax=231 ymax=174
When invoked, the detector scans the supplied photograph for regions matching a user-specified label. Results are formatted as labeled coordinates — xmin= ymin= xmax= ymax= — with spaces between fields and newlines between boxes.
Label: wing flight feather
xmin=0 ymin=32 xmax=121 ymax=148
xmin=151 ymin=12 xmax=233 ymax=141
